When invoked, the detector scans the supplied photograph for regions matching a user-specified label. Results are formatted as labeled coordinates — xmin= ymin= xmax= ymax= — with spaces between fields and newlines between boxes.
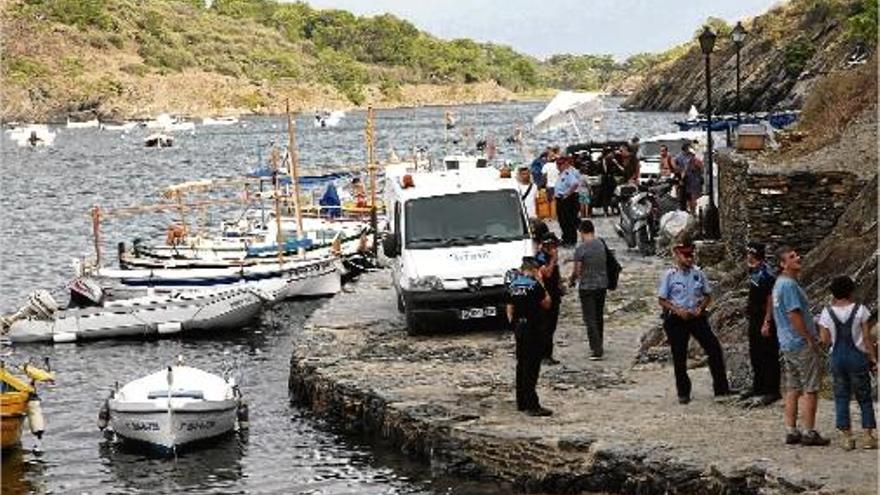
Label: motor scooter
xmin=614 ymin=178 xmax=677 ymax=255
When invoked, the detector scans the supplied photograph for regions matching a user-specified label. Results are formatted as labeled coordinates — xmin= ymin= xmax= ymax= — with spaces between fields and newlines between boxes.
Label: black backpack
xmin=600 ymin=239 xmax=622 ymax=290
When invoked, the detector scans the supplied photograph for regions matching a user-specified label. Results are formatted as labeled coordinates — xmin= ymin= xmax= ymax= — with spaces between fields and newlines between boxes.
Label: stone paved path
xmin=292 ymin=217 xmax=878 ymax=494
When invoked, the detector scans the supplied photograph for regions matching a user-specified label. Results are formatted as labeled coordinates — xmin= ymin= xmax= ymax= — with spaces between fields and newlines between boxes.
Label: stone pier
xmin=288 ymin=218 xmax=878 ymax=494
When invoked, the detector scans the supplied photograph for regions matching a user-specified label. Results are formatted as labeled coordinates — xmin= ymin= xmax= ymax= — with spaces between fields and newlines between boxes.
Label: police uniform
xmin=658 ymin=264 xmax=731 ymax=401
xmin=536 ymin=246 xmax=561 ymax=361
xmin=746 ymin=258 xmax=780 ymax=399
xmin=507 ymin=267 xmax=548 ymax=412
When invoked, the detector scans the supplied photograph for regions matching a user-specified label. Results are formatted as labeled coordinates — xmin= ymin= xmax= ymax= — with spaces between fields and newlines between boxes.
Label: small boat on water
xmin=1 ymin=360 xmax=53 ymax=450
xmin=145 ymin=133 xmax=173 ymax=148
xmin=202 ymin=116 xmax=239 ymax=126
xmin=313 ymin=110 xmax=345 ymax=128
xmin=6 ymin=125 xmax=55 ymax=147
xmin=146 ymin=114 xmax=196 ymax=132
xmin=95 ymin=254 xmax=342 ymax=301
xmin=66 ymin=118 xmax=99 ymax=129
xmin=101 ymin=121 xmax=138 ymax=132
xmin=0 ymin=279 xmax=266 ymax=344
xmin=99 ymin=360 xmax=247 ymax=451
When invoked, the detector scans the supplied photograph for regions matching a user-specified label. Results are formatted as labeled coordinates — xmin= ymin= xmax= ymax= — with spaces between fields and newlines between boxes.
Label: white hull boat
xmin=6 ymin=125 xmax=56 ymax=147
xmin=96 ymin=255 xmax=342 ymax=301
xmin=101 ymin=364 xmax=246 ymax=451
xmin=66 ymin=118 xmax=99 ymax=129
xmin=202 ymin=116 xmax=239 ymax=126
xmin=101 ymin=122 xmax=137 ymax=132
xmin=2 ymin=284 xmax=264 ymax=344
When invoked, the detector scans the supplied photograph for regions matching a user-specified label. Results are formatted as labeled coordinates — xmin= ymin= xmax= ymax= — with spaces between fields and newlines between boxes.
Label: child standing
xmin=818 ymin=276 xmax=878 ymax=450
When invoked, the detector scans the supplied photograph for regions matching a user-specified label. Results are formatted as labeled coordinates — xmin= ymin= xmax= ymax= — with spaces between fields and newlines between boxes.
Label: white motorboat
xmin=146 ymin=114 xmax=195 ymax=132
xmin=202 ymin=116 xmax=239 ymax=126
xmin=100 ymin=362 xmax=247 ymax=451
xmin=100 ymin=122 xmax=137 ymax=132
xmin=6 ymin=125 xmax=56 ymax=147
xmin=313 ymin=110 xmax=345 ymax=128
xmin=0 ymin=280 xmax=266 ymax=344
xmin=66 ymin=118 xmax=99 ymax=129
xmin=145 ymin=133 xmax=173 ymax=147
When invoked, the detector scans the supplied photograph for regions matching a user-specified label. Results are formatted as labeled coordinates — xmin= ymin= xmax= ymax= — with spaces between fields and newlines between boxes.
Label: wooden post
xmin=286 ymin=100 xmax=305 ymax=257
xmin=91 ymin=204 xmax=102 ymax=267
xmin=270 ymin=147 xmax=285 ymax=266
xmin=365 ymin=106 xmax=378 ymax=257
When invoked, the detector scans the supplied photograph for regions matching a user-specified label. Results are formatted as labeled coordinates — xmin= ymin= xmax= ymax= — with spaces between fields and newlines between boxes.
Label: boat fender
xmin=237 ymin=402 xmax=249 ymax=430
xmin=26 ymin=396 xmax=45 ymax=439
xmin=52 ymin=332 xmax=77 ymax=344
xmin=97 ymin=397 xmax=111 ymax=431
xmin=157 ymin=322 xmax=182 ymax=334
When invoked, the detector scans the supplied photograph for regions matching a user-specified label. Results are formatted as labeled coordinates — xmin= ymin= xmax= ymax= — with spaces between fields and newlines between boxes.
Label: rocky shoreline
xmin=288 ymin=218 xmax=877 ymax=494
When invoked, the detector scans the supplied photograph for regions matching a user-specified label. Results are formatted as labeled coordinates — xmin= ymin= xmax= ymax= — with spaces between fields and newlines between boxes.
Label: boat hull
xmin=109 ymin=400 xmax=237 ymax=450
xmin=1 ymin=392 xmax=29 ymax=449
xmin=7 ymin=287 xmax=264 ymax=343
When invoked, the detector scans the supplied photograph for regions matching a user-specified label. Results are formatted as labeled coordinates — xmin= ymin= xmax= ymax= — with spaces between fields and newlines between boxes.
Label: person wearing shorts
xmin=773 ymin=246 xmax=830 ymax=446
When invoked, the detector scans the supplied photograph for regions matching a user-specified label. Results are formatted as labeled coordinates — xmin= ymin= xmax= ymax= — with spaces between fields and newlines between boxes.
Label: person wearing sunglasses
xmin=658 ymin=239 xmax=734 ymax=404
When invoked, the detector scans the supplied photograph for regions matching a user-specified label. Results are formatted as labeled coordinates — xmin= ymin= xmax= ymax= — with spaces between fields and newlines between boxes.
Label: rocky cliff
xmin=623 ymin=0 xmax=876 ymax=112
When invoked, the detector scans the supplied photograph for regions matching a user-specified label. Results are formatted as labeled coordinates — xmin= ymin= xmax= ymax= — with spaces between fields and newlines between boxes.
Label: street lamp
xmin=732 ymin=21 xmax=748 ymax=126
xmin=698 ymin=26 xmax=720 ymax=240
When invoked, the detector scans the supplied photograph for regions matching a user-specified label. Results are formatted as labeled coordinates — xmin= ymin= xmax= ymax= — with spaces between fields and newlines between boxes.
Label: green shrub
xmin=26 ymin=0 xmax=114 ymax=30
xmin=847 ymin=0 xmax=878 ymax=42
xmin=783 ymin=36 xmax=816 ymax=75
xmin=4 ymin=56 xmax=49 ymax=84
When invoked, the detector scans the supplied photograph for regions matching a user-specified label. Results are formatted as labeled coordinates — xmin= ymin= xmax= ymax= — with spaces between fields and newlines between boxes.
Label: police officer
xmin=507 ymin=256 xmax=553 ymax=416
xmin=740 ymin=242 xmax=782 ymax=407
xmin=536 ymin=233 xmax=563 ymax=365
xmin=658 ymin=240 xmax=735 ymax=404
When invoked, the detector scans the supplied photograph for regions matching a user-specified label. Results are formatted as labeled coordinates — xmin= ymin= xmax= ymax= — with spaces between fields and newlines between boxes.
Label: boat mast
xmin=366 ymin=106 xmax=378 ymax=257
xmin=269 ymin=147 xmax=285 ymax=266
xmin=286 ymin=101 xmax=305 ymax=257
xmin=90 ymin=204 xmax=102 ymax=267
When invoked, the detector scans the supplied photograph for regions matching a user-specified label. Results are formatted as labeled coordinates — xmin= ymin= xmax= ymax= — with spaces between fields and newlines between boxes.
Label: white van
xmin=381 ymin=167 xmax=532 ymax=335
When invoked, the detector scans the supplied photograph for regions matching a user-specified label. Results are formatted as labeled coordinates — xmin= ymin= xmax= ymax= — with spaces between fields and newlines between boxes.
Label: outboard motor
xmin=1 ymin=290 xmax=59 ymax=332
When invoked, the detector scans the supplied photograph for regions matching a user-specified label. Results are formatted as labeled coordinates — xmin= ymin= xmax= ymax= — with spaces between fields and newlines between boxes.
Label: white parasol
xmin=531 ymin=91 xmax=602 ymax=138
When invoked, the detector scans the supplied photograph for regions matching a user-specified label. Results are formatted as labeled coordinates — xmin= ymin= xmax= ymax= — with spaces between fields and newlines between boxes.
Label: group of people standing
xmin=505 ymin=219 xmax=613 ymax=417
xmin=658 ymin=239 xmax=877 ymax=449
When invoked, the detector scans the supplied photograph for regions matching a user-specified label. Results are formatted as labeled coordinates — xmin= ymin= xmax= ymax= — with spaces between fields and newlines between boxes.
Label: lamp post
xmin=732 ymin=21 xmax=747 ymax=126
xmin=698 ymin=26 xmax=720 ymax=240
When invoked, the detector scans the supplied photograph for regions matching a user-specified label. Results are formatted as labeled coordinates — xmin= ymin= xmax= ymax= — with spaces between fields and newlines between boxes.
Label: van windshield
xmin=405 ymin=190 xmax=528 ymax=249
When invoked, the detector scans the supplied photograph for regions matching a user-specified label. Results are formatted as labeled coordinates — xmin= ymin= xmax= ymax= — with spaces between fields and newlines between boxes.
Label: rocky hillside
xmin=624 ymin=0 xmax=877 ymax=112
xmin=0 ymin=0 xmax=543 ymax=122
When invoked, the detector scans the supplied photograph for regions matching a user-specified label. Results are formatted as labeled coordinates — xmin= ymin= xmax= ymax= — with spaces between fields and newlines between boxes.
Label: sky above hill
xmin=301 ymin=0 xmax=783 ymax=59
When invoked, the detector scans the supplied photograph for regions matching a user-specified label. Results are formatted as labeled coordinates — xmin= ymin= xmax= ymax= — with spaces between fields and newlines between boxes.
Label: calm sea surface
xmin=0 ymin=99 xmax=683 ymax=494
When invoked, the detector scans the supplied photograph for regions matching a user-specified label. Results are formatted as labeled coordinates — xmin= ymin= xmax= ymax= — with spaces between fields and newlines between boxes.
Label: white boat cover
xmin=531 ymin=91 xmax=602 ymax=133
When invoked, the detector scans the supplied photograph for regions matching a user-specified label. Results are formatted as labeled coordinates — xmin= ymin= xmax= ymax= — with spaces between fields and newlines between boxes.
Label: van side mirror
xmin=382 ymin=234 xmax=400 ymax=258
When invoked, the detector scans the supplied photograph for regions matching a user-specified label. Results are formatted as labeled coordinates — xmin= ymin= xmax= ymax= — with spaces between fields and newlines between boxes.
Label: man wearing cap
xmin=555 ymin=156 xmax=581 ymax=246
xmin=516 ymin=164 xmax=538 ymax=219
xmin=741 ymin=242 xmax=782 ymax=407
xmin=506 ymin=256 xmax=553 ymax=416
xmin=658 ymin=240 xmax=734 ymax=404
xmin=537 ymin=233 xmax=563 ymax=365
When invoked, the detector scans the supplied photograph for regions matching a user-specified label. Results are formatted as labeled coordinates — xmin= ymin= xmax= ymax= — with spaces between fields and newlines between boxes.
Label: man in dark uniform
xmin=507 ymin=256 xmax=553 ymax=416
xmin=536 ymin=233 xmax=563 ymax=365
xmin=740 ymin=242 xmax=782 ymax=407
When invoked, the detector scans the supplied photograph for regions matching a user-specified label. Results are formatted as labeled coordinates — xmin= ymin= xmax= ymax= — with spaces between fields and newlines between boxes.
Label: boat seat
xmin=147 ymin=389 xmax=205 ymax=400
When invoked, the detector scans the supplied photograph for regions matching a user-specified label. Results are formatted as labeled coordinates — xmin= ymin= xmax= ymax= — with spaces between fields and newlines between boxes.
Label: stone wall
xmin=718 ymin=150 xmax=866 ymax=259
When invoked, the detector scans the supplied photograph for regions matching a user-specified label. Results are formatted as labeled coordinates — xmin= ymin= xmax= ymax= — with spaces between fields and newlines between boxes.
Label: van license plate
xmin=460 ymin=307 xmax=496 ymax=319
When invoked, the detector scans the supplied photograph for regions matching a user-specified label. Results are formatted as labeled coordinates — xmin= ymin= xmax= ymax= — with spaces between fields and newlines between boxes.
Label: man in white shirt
xmin=516 ymin=165 xmax=537 ymax=219
xmin=541 ymin=146 xmax=560 ymax=196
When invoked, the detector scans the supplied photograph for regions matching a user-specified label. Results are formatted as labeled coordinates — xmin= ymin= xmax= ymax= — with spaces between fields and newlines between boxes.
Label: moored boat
xmin=1 ymin=360 xmax=53 ymax=449
xmin=100 ymin=361 xmax=247 ymax=452
xmin=1 ymin=281 xmax=266 ymax=344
